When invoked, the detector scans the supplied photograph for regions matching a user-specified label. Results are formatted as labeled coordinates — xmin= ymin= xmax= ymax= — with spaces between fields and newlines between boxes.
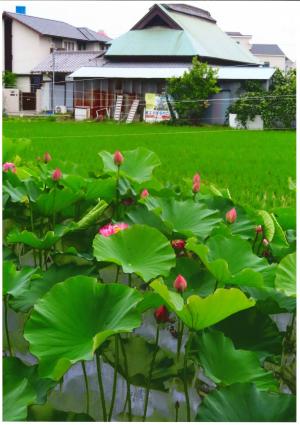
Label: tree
xmin=167 ymin=57 xmax=220 ymax=125
xmin=2 ymin=71 xmax=17 ymax=88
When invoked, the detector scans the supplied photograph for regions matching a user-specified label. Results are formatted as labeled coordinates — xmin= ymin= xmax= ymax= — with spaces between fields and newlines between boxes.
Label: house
xmin=68 ymin=3 xmax=275 ymax=123
xmin=226 ymin=32 xmax=295 ymax=72
xmin=2 ymin=7 xmax=111 ymax=111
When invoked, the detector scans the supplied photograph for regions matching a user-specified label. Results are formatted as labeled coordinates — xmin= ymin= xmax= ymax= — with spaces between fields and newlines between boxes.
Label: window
xmin=64 ymin=41 xmax=75 ymax=51
xmin=78 ymin=42 xmax=86 ymax=51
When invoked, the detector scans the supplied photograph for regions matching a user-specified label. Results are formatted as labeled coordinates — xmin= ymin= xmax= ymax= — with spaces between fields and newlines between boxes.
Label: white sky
xmin=1 ymin=1 xmax=299 ymax=61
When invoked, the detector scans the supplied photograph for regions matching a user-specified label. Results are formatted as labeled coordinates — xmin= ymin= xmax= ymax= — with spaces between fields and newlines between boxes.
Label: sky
xmin=1 ymin=1 xmax=299 ymax=61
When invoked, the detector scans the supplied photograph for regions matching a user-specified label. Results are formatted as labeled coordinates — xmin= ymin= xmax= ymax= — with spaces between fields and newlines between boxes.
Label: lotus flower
xmin=154 ymin=305 xmax=170 ymax=323
xmin=44 ymin=152 xmax=52 ymax=163
xmin=171 ymin=239 xmax=186 ymax=250
xmin=262 ymin=238 xmax=269 ymax=246
xmin=3 ymin=162 xmax=16 ymax=173
xmin=114 ymin=150 xmax=124 ymax=166
xmin=99 ymin=222 xmax=128 ymax=237
xmin=255 ymin=225 xmax=263 ymax=234
xmin=173 ymin=274 xmax=187 ymax=293
xmin=226 ymin=208 xmax=237 ymax=224
xmin=193 ymin=173 xmax=200 ymax=184
xmin=192 ymin=182 xmax=200 ymax=193
xmin=141 ymin=189 xmax=149 ymax=198
xmin=52 ymin=168 xmax=62 ymax=181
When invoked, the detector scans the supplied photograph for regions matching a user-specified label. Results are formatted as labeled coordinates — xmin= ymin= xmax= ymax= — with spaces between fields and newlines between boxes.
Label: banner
xmin=144 ymin=93 xmax=171 ymax=123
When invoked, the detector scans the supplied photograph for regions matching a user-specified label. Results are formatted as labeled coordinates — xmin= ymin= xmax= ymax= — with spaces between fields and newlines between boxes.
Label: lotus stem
xmin=119 ymin=336 xmax=132 ymax=421
xmin=128 ymin=273 xmax=132 ymax=288
xmin=183 ymin=332 xmax=191 ymax=422
xmin=142 ymin=325 xmax=160 ymax=422
xmin=81 ymin=361 xmax=90 ymax=415
xmin=115 ymin=166 xmax=120 ymax=220
xmin=96 ymin=353 xmax=107 ymax=421
xmin=175 ymin=401 xmax=180 ymax=422
xmin=177 ymin=321 xmax=184 ymax=361
xmin=108 ymin=335 xmax=119 ymax=421
xmin=115 ymin=266 xmax=120 ymax=283
xmin=4 ymin=295 xmax=13 ymax=356
xmin=52 ymin=188 xmax=57 ymax=230
xmin=29 ymin=202 xmax=37 ymax=267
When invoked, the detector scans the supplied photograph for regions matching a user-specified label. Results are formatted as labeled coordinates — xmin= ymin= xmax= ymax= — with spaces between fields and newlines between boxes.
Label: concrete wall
xmin=16 ymin=76 xmax=31 ymax=91
xmin=12 ymin=20 xmax=52 ymax=74
xmin=3 ymin=88 xmax=20 ymax=113
xmin=251 ymin=54 xmax=286 ymax=71
xmin=230 ymin=36 xmax=252 ymax=52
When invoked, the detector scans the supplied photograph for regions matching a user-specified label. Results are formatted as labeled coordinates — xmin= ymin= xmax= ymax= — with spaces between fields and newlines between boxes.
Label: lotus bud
xmin=173 ymin=274 xmax=187 ymax=293
xmin=226 ymin=208 xmax=237 ymax=224
xmin=154 ymin=305 xmax=170 ymax=323
xmin=52 ymin=168 xmax=62 ymax=181
xmin=192 ymin=181 xmax=200 ymax=193
xmin=255 ymin=225 xmax=263 ymax=234
xmin=262 ymin=238 xmax=269 ymax=246
xmin=44 ymin=152 xmax=52 ymax=163
xmin=141 ymin=189 xmax=149 ymax=198
xmin=2 ymin=162 xmax=16 ymax=173
xmin=114 ymin=150 xmax=124 ymax=166
xmin=122 ymin=197 xmax=134 ymax=206
xmin=171 ymin=239 xmax=186 ymax=250
xmin=193 ymin=173 xmax=200 ymax=185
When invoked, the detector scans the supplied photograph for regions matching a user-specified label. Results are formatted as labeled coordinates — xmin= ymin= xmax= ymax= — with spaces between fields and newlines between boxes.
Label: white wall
xmin=231 ymin=36 xmax=252 ymax=51
xmin=16 ymin=76 xmax=30 ymax=91
xmin=3 ymin=88 xmax=20 ymax=113
xmin=12 ymin=19 xmax=52 ymax=74
xmin=251 ymin=54 xmax=286 ymax=71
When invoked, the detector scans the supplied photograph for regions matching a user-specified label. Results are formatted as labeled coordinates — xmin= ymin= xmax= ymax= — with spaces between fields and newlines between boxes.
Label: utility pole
xmin=52 ymin=45 xmax=56 ymax=114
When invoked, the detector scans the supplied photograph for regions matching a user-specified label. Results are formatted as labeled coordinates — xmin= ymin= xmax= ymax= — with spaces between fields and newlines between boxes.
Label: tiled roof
xmin=32 ymin=51 xmax=105 ymax=73
xmin=3 ymin=11 xmax=110 ymax=42
xmin=250 ymin=44 xmax=285 ymax=56
xmin=161 ymin=3 xmax=216 ymax=23
xmin=226 ymin=31 xmax=243 ymax=36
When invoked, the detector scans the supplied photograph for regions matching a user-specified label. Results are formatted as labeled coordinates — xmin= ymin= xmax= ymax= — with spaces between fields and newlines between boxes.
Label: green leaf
xmin=271 ymin=213 xmax=289 ymax=246
xmin=76 ymin=199 xmax=108 ymax=230
xmin=143 ymin=197 xmax=221 ymax=239
xmin=85 ymin=178 xmax=116 ymax=202
xmin=258 ymin=210 xmax=275 ymax=242
xmin=99 ymin=148 xmax=161 ymax=183
xmin=28 ymin=405 xmax=95 ymax=421
xmin=93 ymin=224 xmax=175 ymax=282
xmin=194 ymin=329 xmax=277 ymax=390
xmin=196 ymin=383 xmax=296 ymax=422
xmin=275 ymin=252 xmax=296 ymax=297
xmin=24 ymin=276 xmax=142 ymax=380
xmin=3 ymin=357 xmax=55 ymax=421
xmin=272 ymin=207 xmax=296 ymax=230
xmin=150 ymin=280 xmax=255 ymax=330
xmin=186 ymin=234 xmax=271 ymax=288
xmin=3 ymin=260 xmax=39 ymax=297
xmin=36 ymin=187 xmax=82 ymax=216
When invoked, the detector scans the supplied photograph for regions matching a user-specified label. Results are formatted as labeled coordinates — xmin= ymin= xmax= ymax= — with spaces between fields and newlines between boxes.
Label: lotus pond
xmin=3 ymin=140 xmax=296 ymax=421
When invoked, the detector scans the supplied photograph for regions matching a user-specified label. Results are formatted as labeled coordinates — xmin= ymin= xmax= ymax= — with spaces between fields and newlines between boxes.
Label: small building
xmin=68 ymin=3 xmax=275 ymax=123
xmin=2 ymin=7 xmax=111 ymax=112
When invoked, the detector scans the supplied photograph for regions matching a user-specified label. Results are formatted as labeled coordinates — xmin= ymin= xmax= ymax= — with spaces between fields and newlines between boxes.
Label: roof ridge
xmin=5 ymin=10 xmax=77 ymax=27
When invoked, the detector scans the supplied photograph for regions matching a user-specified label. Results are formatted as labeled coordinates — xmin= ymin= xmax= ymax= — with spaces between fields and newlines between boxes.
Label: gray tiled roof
xmin=3 ymin=11 xmax=110 ymax=42
xmin=250 ymin=44 xmax=285 ymax=56
xmin=162 ymin=3 xmax=216 ymax=22
xmin=32 ymin=51 xmax=105 ymax=73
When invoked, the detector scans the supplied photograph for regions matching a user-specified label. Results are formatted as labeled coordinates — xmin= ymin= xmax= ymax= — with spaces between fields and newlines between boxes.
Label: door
xmin=21 ymin=92 xmax=36 ymax=110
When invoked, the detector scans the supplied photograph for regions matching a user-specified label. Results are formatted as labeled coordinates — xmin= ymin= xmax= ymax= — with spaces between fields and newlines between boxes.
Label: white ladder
xmin=126 ymin=99 xmax=139 ymax=124
xmin=113 ymin=95 xmax=123 ymax=121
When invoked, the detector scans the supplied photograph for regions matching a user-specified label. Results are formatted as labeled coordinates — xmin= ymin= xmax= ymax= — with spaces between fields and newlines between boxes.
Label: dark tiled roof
xmin=161 ymin=3 xmax=216 ymax=22
xmin=32 ymin=51 xmax=105 ymax=73
xmin=250 ymin=44 xmax=285 ymax=56
xmin=77 ymin=27 xmax=111 ymax=42
xmin=3 ymin=11 xmax=110 ymax=42
xmin=226 ymin=31 xmax=242 ymax=36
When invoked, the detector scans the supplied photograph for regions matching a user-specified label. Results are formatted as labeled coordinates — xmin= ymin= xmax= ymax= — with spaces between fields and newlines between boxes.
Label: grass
xmin=3 ymin=118 xmax=296 ymax=209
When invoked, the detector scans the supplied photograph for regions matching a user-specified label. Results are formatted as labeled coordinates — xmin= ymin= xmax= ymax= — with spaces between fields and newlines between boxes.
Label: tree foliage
xmin=2 ymin=71 xmax=17 ymax=88
xmin=167 ymin=57 xmax=220 ymax=125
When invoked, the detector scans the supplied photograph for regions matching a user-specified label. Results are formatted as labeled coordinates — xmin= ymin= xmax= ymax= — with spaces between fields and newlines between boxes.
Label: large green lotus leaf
xmin=85 ymin=177 xmax=116 ymax=202
xmin=274 ymin=252 xmax=296 ymax=297
xmin=103 ymin=335 xmax=182 ymax=390
xmin=3 ymin=260 xmax=39 ymax=297
xmin=216 ymin=307 xmax=283 ymax=355
xmin=36 ymin=187 xmax=83 ymax=216
xmin=3 ymin=180 xmax=28 ymax=203
xmin=24 ymin=276 xmax=142 ymax=380
xmin=6 ymin=224 xmax=73 ymax=250
xmin=245 ymin=285 xmax=296 ymax=313
xmin=3 ymin=357 xmax=55 ymax=421
xmin=28 ymin=404 xmax=94 ymax=421
xmin=93 ymin=224 xmax=175 ymax=282
xmin=126 ymin=204 xmax=171 ymax=236
xmin=9 ymin=264 xmax=94 ymax=312
xmin=186 ymin=235 xmax=271 ymax=288
xmin=143 ymin=196 xmax=221 ymax=239
xmin=150 ymin=280 xmax=255 ymax=330
xmin=194 ymin=330 xmax=277 ymax=390
xmin=99 ymin=148 xmax=161 ymax=183
xmin=272 ymin=207 xmax=296 ymax=230
xmin=196 ymin=383 xmax=296 ymax=422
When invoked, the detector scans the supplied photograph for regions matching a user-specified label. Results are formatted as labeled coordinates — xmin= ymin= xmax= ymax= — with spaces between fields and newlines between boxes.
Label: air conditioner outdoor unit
xmin=55 ymin=105 xmax=67 ymax=114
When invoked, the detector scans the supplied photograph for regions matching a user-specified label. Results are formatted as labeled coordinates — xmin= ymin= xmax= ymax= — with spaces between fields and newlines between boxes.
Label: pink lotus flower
xmin=99 ymin=222 xmax=128 ymax=237
xmin=154 ymin=305 xmax=170 ymax=323
xmin=262 ymin=238 xmax=269 ymax=246
xmin=3 ymin=162 xmax=16 ymax=173
xmin=52 ymin=168 xmax=62 ymax=181
xmin=173 ymin=274 xmax=187 ymax=293
xmin=141 ymin=189 xmax=149 ymax=198
xmin=171 ymin=239 xmax=186 ymax=250
xmin=193 ymin=173 xmax=200 ymax=185
xmin=226 ymin=208 xmax=237 ymax=224
xmin=255 ymin=225 xmax=263 ymax=234
xmin=44 ymin=152 xmax=52 ymax=163
xmin=114 ymin=150 xmax=124 ymax=166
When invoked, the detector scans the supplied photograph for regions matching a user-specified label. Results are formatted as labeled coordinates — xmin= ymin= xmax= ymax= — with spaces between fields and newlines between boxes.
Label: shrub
xmin=2 ymin=71 xmax=17 ymax=88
